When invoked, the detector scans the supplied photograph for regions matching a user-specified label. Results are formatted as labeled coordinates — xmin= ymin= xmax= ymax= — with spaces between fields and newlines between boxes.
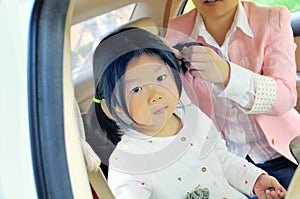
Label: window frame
xmin=29 ymin=0 xmax=73 ymax=198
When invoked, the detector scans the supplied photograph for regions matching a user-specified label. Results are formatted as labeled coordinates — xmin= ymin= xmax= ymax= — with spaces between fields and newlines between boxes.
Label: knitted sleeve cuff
xmin=242 ymin=74 xmax=276 ymax=114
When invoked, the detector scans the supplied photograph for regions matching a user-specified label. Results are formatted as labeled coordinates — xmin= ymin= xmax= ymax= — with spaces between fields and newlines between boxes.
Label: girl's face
xmin=119 ymin=54 xmax=179 ymax=135
xmin=192 ymin=0 xmax=238 ymax=20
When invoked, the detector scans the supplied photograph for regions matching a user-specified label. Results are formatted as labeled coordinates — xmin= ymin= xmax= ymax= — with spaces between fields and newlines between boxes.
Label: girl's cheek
xmin=128 ymin=96 xmax=143 ymax=114
xmin=128 ymin=96 xmax=152 ymax=124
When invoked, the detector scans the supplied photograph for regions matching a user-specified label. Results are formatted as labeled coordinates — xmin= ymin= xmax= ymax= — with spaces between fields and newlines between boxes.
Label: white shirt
xmin=108 ymin=104 xmax=265 ymax=199
xmin=196 ymin=1 xmax=281 ymax=163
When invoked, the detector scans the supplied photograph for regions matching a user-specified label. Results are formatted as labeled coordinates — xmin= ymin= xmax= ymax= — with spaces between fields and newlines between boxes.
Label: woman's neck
xmin=202 ymin=9 xmax=237 ymax=46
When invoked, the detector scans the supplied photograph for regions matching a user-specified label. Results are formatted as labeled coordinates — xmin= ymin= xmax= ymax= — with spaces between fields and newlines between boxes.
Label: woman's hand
xmin=253 ymin=174 xmax=286 ymax=199
xmin=180 ymin=45 xmax=230 ymax=86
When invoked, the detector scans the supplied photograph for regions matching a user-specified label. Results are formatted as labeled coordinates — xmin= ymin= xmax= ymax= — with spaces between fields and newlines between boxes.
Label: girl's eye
xmin=157 ymin=74 xmax=166 ymax=82
xmin=131 ymin=87 xmax=142 ymax=93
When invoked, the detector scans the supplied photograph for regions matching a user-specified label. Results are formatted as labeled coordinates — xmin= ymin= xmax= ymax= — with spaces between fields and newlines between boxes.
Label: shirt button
xmin=181 ymin=136 xmax=186 ymax=141
xmin=201 ymin=167 xmax=206 ymax=172
xmin=272 ymin=137 xmax=277 ymax=145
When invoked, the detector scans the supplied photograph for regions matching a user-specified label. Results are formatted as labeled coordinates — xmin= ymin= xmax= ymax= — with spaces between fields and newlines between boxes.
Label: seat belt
xmin=75 ymin=99 xmax=114 ymax=199
xmin=78 ymin=115 xmax=114 ymax=198
xmin=88 ymin=169 xmax=115 ymax=199
xmin=162 ymin=0 xmax=172 ymax=36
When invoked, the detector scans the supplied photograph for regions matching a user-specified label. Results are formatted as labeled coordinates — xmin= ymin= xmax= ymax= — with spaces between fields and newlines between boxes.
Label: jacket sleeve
xmin=258 ymin=6 xmax=297 ymax=115
xmin=221 ymin=6 xmax=297 ymax=116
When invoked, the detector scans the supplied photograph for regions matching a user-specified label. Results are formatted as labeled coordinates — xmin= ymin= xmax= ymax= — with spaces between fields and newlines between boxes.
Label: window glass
xmin=71 ymin=3 xmax=135 ymax=78
xmin=251 ymin=0 xmax=300 ymax=11
xmin=182 ymin=0 xmax=300 ymax=14
xmin=182 ymin=0 xmax=195 ymax=14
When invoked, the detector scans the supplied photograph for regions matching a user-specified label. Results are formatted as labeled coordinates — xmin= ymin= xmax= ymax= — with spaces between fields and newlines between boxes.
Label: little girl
xmin=91 ymin=27 xmax=286 ymax=199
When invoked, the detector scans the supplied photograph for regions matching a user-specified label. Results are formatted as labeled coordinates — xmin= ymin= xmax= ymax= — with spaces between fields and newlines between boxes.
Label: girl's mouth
xmin=153 ymin=106 xmax=168 ymax=114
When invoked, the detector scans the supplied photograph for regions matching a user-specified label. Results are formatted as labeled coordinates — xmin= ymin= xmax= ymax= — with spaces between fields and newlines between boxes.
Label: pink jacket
xmin=165 ymin=1 xmax=300 ymax=163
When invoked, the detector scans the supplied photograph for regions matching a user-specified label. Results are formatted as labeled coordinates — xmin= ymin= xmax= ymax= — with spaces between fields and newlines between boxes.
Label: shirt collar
xmin=196 ymin=1 xmax=253 ymax=40
xmin=235 ymin=1 xmax=253 ymax=38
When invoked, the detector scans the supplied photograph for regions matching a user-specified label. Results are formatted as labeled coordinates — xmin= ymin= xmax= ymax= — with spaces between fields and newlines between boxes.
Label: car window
xmin=182 ymin=0 xmax=300 ymax=14
xmin=182 ymin=0 xmax=195 ymax=14
xmin=251 ymin=0 xmax=300 ymax=12
xmin=71 ymin=3 xmax=135 ymax=78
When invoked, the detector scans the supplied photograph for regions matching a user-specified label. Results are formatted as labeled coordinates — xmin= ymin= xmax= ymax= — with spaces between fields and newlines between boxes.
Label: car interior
xmin=28 ymin=0 xmax=300 ymax=198
xmin=75 ymin=1 xmax=300 ymax=197
xmin=291 ymin=10 xmax=300 ymax=112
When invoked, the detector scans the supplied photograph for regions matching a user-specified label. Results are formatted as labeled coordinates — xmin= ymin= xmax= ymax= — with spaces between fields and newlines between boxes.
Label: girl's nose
xmin=145 ymin=84 xmax=164 ymax=104
xmin=149 ymin=94 xmax=163 ymax=104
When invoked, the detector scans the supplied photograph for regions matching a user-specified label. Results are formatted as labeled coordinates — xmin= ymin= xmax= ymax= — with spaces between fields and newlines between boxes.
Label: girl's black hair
xmin=93 ymin=27 xmax=182 ymax=144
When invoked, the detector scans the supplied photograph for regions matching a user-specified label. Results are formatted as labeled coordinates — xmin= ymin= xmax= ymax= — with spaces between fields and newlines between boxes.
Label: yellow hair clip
xmin=93 ymin=97 xmax=102 ymax=104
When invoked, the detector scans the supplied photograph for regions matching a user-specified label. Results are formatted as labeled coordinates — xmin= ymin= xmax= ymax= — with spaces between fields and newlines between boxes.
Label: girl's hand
xmin=253 ymin=174 xmax=286 ymax=199
xmin=181 ymin=45 xmax=230 ymax=86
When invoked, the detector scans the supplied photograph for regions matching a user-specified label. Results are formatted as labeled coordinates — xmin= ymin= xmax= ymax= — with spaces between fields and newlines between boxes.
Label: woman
xmin=165 ymin=0 xmax=300 ymax=190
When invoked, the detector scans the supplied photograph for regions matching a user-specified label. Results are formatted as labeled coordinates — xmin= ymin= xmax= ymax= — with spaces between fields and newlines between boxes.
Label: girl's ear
xmin=101 ymin=99 xmax=114 ymax=120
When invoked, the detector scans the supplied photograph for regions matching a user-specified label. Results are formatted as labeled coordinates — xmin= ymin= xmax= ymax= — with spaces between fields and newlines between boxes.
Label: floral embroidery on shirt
xmin=185 ymin=185 xmax=209 ymax=199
